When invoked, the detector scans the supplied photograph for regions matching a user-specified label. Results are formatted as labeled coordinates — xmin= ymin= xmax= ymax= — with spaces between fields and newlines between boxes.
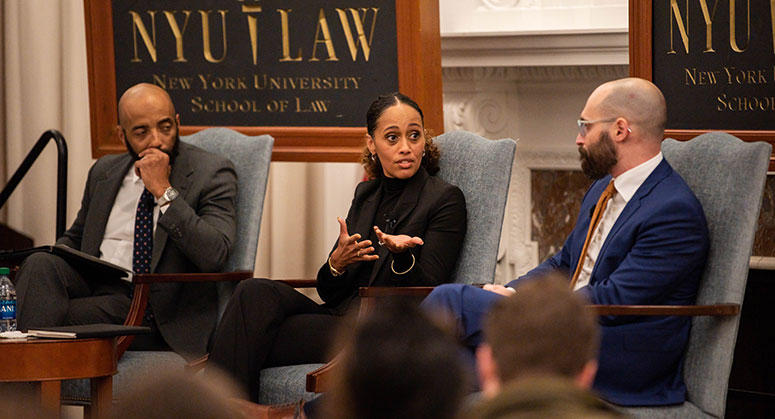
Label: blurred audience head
xmin=478 ymin=274 xmax=600 ymax=398
xmin=114 ymin=367 xmax=244 ymax=419
xmin=325 ymin=298 xmax=468 ymax=419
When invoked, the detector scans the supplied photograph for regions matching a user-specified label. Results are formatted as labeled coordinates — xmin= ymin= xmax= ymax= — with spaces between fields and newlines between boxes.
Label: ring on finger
xmin=357 ymin=250 xmax=361 ymax=257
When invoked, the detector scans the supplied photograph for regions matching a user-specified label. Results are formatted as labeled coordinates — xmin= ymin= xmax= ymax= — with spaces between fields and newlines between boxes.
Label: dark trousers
xmin=15 ymin=252 xmax=170 ymax=350
xmin=421 ymin=283 xmax=504 ymax=349
xmin=207 ymin=278 xmax=343 ymax=402
xmin=16 ymin=252 xmax=132 ymax=329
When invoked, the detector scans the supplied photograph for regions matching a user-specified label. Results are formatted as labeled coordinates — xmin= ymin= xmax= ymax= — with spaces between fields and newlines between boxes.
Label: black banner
xmin=112 ymin=0 xmax=398 ymax=127
xmin=653 ymin=0 xmax=775 ymax=130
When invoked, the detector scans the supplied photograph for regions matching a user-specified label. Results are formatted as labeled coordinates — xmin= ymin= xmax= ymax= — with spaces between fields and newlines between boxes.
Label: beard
xmin=578 ymin=130 xmax=618 ymax=180
xmin=124 ymin=132 xmax=180 ymax=165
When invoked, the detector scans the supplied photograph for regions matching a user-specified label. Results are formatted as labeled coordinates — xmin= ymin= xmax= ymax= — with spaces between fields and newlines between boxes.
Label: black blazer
xmin=316 ymin=167 xmax=467 ymax=313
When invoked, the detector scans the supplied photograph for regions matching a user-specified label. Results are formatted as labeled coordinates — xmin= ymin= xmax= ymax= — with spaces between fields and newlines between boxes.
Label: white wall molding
xmin=442 ymin=65 xmax=629 ymax=82
xmin=442 ymin=31 xmax=629 ymax=68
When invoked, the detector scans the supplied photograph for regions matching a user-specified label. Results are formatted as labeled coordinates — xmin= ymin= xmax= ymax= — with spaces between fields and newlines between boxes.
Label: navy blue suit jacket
xmin=508 ymin=158 xmax=709 ymax=406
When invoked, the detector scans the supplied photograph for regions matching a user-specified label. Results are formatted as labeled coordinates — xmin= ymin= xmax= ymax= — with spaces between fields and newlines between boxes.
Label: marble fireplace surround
xmin=439 ymin=0 xmax=630 ymax=283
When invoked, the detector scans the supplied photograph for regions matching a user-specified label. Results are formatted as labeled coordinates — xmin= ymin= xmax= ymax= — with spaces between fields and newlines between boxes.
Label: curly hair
xmin=360 ymin=92 xmax=440 ymax=179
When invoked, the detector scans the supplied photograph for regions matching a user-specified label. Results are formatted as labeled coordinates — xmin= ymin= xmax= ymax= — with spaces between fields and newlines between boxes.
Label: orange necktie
xmin=569 ymin=180 xmax=616 ymax=290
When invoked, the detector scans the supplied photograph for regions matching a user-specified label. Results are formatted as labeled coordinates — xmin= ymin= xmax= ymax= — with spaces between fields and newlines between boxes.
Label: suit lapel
xmin=591 ymin=159 xmax=672 ymax=279
xmin=81 ymin=156 xmax=134 ymax=256
xmin=368 ymin=168 xmax=428 ymax=285
xmin=151 ymin=144 xmax=194 ymax=272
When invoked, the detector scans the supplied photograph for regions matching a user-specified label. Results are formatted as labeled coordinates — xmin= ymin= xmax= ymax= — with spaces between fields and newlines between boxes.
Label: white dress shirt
xmin=99 ymin=166 xmax=169 ymax=278
xmin=573 ymin=152 xmax=663 ymax=291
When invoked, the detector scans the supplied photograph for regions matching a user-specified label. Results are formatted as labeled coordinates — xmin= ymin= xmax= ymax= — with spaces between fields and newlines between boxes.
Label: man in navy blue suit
xmin=423 ymin=77 xmax=709 ymax=407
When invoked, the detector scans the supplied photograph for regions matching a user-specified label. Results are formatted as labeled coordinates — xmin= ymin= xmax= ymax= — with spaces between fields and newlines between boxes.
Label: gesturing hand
xmin=329 ymin=217 xmax=378 ymax=273
xmin=373 ymin=226 xmax=424 ymax=254
xmin=483 ymin=284 xmax=515 ymax=297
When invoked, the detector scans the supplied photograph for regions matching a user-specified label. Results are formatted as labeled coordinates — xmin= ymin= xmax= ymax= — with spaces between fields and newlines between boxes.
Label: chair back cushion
xmin=182 ymin=128 xmax=273 ymax=310
xmin=433 ymin=131 xmax=516 ymax=284
xmin=662 ymin=133 xmax=770 ymax=417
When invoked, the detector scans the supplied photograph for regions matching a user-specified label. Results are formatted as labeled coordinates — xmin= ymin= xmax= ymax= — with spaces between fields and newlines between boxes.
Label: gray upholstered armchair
xmin=598 ymin=133 xmax=770 ymax=418
xmin=259 ymin=130 xmax=517 ymax=404
xmin=62 ymin=128 xmax=274 ymax=406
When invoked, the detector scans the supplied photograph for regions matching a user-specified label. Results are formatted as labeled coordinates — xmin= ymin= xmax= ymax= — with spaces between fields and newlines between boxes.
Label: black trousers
xmin=207 ymin=278 xmax=344 ymax=402
xmin=16 ymin=252 xmax=132 ymax=329
xmin=15 ymin=252 xmax=170 ymax=350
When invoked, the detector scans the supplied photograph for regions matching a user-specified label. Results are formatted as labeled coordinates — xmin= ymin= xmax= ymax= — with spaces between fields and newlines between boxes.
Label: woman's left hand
xmin=373 ymin=226 xmax=424 ymax=254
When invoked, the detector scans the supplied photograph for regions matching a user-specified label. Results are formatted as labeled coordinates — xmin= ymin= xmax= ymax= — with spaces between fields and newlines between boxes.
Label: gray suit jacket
xmin=57 ymin=141 xmax=237 ymax=358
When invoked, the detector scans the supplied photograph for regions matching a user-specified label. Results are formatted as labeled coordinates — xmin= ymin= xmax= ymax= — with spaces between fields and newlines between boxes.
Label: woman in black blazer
xmin=207 ymin=93 xmax=467 ymax=402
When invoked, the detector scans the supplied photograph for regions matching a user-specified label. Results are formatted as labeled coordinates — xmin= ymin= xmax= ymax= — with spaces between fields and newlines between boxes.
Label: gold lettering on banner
xmin=684 ymin=67 xmax=720 ymax=85
xmin=200 ymin=10 xmax=228 ymax=63
xmin=722 ymin=66 xmax=768 ymax=84
xmin=163 ymin=11 xmax=192 ymax=62
xmin=197 ymin=74 xmax=249 ymax=90
xmin=669 ymin=0 xmax=690 ymax=54
xmin=335 ymin=8 xmax=379 ymax=61
xmin=130 ymin=10 xmax=158 ymax=62
xmin=310 ymin=9 xmax=339 ymax=61
xmin=242 ymin=5 xmax=263 ymax=65
xmin=717 ymin=93 xmax=775 ymax=111
xmin=152 ymin=74 xmax=194 ymax=90
xmin=771 ymin=0 xmax=775 ymax=54
xmin=252 ymin=74 xmax=361 ymax=90
xmin=277 ymin=9 xmax=303 ymax=62
xmin=730 ymin=0 xmax=750 ymax=52
xmin=698 ymin=0 xmax=718 ymax=53
xmin=295 ymin=97 xmax=331 ymax=112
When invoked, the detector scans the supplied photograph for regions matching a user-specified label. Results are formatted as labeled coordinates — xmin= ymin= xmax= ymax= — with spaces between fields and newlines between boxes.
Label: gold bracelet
xmin=391 ymin=254 xmax=415 ymax=275
xmin=328 ymin=256 xmax=344 ymax=277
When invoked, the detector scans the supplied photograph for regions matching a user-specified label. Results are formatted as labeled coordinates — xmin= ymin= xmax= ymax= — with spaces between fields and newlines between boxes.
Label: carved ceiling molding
xmin=480 ymin=0 xmax=527 ymax=9
xmin=443 ymin=65 xmax=629 ymax=83
xmin=442 ymin=91 xmax=513 ymax=140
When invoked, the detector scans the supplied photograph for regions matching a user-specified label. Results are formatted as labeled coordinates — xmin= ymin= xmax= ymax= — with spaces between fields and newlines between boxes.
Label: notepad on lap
xmin=27 ymin=324 xmax=150 ymax=339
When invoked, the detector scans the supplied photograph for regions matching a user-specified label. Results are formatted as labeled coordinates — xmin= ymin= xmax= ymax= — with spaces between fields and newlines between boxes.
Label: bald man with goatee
xmin=423 ymin=78 xmax=709 ymax=407
xmin=16 ymin=83 xmax=237 ymax=359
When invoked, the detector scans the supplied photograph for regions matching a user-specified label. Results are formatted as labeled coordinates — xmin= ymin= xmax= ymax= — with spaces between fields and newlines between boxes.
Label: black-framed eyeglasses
xmin=577 ymin=118 xmax=616 ymax=137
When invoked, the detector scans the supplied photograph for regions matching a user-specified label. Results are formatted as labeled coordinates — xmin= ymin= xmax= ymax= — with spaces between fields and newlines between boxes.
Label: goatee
xmin=578 ymin=130 xmax=618 ymax=180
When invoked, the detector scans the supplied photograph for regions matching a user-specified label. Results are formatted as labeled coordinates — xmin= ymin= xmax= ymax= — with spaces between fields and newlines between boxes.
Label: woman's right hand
xmin=329 ymin=217 xmax=379 ymax=272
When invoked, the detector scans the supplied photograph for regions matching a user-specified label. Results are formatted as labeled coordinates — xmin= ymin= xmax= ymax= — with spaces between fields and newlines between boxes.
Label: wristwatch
xmin=158 ymin=187 xmax=179 ymax=207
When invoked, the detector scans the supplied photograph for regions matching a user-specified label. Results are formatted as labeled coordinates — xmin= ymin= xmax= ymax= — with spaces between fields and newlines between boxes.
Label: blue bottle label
xmin=0 ymin=300 xmax=15 ymax=320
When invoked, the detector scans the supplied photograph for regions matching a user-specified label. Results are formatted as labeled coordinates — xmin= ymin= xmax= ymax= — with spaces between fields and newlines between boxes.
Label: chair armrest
xmin=306 ymin=353 xmax=341 ymax=393
xmin=358 ymin=286 xmax=436 ymax=298
xmin=275 ymin=279 xmax=319 ymax=288
xmin=132 ymin=271 xmax=253 ymax=283
xmin=116 ymin=271 xmax=253 ymax=358
xmin=185 ymin=354 xmax=209 ymax=373
xmin=588 ymin=303 xmax=740 ymax=316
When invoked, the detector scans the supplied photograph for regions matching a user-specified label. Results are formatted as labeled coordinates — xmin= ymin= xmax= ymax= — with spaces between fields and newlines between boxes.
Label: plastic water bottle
xmin=0 ymin=267 xmax=17 ymax=332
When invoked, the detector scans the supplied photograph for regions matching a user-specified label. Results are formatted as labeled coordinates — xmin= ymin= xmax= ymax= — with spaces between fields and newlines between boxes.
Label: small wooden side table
xmin=0 ymin=337 xmax=117 ymax=418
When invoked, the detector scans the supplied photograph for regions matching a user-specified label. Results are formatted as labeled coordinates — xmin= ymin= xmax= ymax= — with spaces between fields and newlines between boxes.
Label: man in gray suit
xmin=16 ymin=83 xmax=237 ymax=359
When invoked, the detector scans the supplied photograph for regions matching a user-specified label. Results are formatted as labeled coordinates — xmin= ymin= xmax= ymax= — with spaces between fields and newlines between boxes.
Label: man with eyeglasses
xmin=423 ymin=77 xmax=709 ymax=407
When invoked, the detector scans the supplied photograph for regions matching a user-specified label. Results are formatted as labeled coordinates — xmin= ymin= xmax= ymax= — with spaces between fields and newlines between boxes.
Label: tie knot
xmin=603 ymin=179 xmax=616 ymax=198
